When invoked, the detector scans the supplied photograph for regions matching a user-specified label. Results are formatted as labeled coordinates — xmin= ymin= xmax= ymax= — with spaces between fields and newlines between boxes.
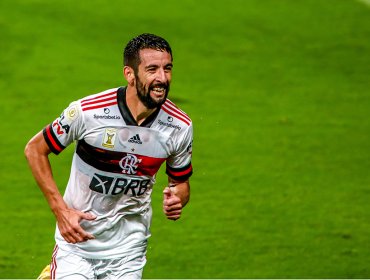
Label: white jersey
xmin=43 ymin=87 xmax=193 ymax=259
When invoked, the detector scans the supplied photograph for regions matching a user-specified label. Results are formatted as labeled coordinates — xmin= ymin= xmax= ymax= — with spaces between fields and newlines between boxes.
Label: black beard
xmin=136 ymin=78 xmax=170 ymax=109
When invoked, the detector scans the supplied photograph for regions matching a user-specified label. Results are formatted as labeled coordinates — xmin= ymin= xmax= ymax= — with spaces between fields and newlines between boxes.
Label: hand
xmin=55 ymin=208 xmax=96 ymax=244
xmin=163 ymin=187 xmax=183 ymax=221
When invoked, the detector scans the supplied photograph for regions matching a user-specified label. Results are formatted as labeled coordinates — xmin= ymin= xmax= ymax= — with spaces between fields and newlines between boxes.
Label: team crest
xmin=119 ymin=153 xmax=142 ymax=175
xmin=102 ymin=128 xmax=117 ymax=148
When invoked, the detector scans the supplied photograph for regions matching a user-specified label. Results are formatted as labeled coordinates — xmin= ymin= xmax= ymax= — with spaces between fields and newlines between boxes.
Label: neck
xmin=125 ymin=86 xmax=157 ymax=125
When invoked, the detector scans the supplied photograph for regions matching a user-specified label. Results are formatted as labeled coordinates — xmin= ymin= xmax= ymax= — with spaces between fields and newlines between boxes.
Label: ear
xmin=123 ymin=66 xmax=135 ymax=85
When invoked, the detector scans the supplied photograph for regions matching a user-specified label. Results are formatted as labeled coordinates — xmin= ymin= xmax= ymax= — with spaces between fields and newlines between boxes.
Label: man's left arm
xmin=163 ymin=178 xmax=190 ymax=220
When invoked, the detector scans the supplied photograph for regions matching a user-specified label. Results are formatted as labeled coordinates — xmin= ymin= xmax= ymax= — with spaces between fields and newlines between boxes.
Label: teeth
xmin=152 ymin=87 xmax=165 ymax=92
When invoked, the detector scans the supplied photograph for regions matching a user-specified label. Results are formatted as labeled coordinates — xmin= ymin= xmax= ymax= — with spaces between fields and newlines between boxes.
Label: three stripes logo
xmin=128 ymin=134 xmax=142 ymax=144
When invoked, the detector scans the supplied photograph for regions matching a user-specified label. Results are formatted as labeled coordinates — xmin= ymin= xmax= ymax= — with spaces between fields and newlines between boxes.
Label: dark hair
xmin=123 ymin=33 xmax=173 ymax=74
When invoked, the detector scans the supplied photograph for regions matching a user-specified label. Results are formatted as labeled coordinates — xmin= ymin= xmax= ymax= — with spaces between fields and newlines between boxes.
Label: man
xmin=25 ymin=33 xmax=193 ymax=279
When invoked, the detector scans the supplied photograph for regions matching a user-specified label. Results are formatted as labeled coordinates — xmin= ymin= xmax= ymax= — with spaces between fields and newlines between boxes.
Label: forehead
xmin=138 ymin=49 xmax=172 ymax=66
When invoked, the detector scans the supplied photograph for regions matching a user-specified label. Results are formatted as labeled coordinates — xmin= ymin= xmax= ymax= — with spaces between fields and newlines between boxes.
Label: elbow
xmin=24 ymin=140 xmax=34 ymax=161
xmin=24 ymin=134 xmax=41 ymax=161
xmin=24 ymin=131 xmax=50 ymax=162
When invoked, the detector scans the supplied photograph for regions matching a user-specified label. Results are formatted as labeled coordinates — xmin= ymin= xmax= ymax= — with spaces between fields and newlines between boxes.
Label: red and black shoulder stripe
xmin=43 ymin=124 xmax=66 ymax=155
xmin=166 ymin=162 xmax=193 ymax=181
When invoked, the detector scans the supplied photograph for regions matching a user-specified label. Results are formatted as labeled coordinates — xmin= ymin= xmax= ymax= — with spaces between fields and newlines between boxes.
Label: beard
xmin=135 ymin=77 xmax=170 ymax=109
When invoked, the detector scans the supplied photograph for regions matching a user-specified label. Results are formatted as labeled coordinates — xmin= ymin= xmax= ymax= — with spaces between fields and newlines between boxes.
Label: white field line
xmin=357 ymin=0 xmax=370 ymax=7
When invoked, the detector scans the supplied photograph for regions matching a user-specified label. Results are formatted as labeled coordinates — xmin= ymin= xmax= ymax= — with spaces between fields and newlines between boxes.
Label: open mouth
xmin=150 ymin=85 xmax=167 ymax=97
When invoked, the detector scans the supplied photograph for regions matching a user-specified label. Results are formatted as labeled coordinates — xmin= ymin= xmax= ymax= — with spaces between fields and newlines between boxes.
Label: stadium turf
xmin=0 ymin=0 xmax=370 ymax=278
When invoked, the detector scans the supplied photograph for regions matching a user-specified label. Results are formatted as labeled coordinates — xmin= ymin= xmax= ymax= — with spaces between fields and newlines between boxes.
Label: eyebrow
xmin=145 ymin=63 xmax=173 ymax=69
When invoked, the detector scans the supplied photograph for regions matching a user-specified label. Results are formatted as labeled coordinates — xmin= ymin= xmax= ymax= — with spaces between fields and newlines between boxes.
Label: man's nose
xmin=155 ymin=69 xmax=167 ymax=83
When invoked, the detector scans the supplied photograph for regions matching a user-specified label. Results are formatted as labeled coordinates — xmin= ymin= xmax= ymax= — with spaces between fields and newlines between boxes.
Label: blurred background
xmin=0 ymin=0 xmax=370 ymax=278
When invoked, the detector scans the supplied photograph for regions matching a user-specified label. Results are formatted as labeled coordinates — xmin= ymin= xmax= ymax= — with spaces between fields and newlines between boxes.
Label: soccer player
xmin=25 ymin=33 xmax=193 ymax=279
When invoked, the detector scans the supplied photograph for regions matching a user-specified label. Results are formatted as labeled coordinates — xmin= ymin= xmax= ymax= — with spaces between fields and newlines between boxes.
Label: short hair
xmin=123 ymin=33 xmax=173 ymax=73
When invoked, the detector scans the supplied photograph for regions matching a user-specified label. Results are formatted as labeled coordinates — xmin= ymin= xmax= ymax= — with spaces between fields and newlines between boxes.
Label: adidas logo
xmin=128 ymin=134 xmax=142 ymax=144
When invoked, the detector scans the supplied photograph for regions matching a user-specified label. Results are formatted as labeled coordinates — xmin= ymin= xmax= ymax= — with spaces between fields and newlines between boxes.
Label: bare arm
xmin=163 ymin=177 xmax=190 ymax=220
xmin=24 ymin=131 xmax=95 ymax=243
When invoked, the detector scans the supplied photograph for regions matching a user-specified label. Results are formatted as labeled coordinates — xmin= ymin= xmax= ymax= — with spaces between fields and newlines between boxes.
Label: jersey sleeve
xmin=42 ymin=101 xmax=85 ymax=155
xmin=166 ymin=123 xmax=193 ymax=181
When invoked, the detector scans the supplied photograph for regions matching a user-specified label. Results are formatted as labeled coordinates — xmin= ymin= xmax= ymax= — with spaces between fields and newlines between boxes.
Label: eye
xmin=164 ymin=65 xmax=173 ymax=73
xmin=147 ymin=67 xmax=157 ymax=73
xmin=145 ymin=64 xmax=158 ymax=73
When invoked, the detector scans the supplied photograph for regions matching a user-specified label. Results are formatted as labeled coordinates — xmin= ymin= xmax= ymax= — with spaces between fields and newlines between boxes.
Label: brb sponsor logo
xmin=89 ymin=153 xmax=150 ymax=196
xmin=89 ymin=173 xmax=150 ymax=196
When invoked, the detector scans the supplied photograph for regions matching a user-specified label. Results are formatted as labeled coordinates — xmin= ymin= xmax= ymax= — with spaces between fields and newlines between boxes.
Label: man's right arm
xmin=24 ymin=131 xmax=95 ymax=243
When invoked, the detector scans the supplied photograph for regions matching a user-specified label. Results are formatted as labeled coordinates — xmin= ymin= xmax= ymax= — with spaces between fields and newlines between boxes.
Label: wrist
xmin=48 ymin=196 xmax=68 ymax=217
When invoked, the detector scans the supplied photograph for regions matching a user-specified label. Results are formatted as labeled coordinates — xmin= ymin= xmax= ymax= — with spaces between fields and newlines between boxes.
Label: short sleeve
xmin=43 ymin=101 xmax=85 ymax=154
xmin=166 ymin=123 xmax=193 ymax=181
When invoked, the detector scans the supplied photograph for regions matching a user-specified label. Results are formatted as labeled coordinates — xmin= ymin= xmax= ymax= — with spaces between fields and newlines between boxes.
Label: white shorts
xmin=50 ymin=245 xmax=146 ymax=279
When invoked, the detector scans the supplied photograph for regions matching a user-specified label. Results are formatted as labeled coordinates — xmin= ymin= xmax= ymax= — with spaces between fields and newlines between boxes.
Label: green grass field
xmin=1 ymin=0 xmax=370 ymax=278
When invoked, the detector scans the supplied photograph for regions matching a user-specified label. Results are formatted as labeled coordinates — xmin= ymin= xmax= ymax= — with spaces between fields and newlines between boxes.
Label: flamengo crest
xmin=119 ymin=153 xmax=142 ymax=175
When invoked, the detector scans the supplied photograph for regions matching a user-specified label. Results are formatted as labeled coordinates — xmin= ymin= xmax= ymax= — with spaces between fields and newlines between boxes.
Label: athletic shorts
xmin=50 ymin=246 xmax=146 ymax=279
